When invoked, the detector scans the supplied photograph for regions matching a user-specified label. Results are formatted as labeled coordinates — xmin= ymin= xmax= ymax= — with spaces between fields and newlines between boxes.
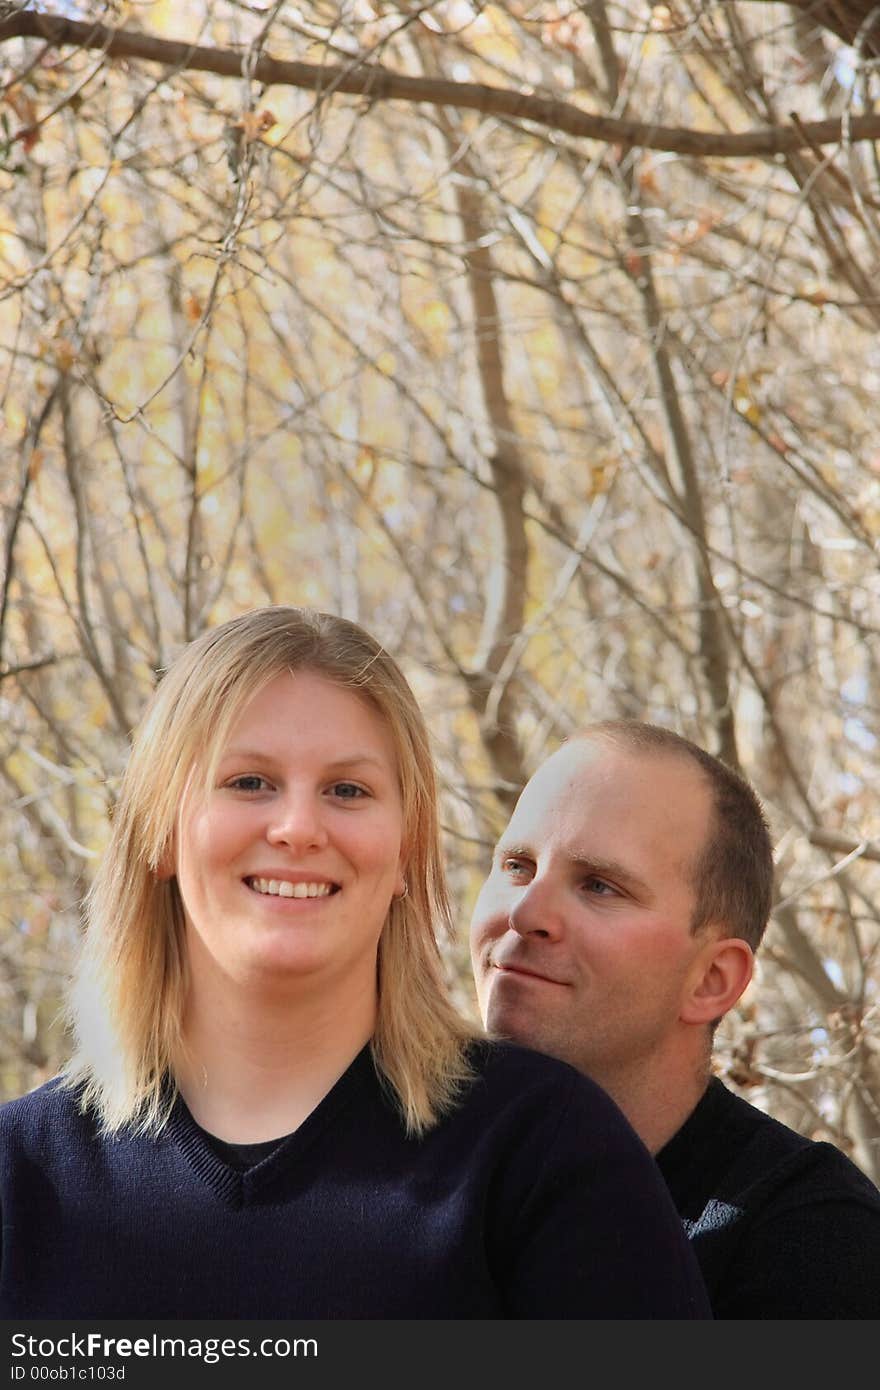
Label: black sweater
xmin=657 ymin=1077 xmax=880 ymax=1318
xmin=0 ymin=1041 xmax=710 ymax=1319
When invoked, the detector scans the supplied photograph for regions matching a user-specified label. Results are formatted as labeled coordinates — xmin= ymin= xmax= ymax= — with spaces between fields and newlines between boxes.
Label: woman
xmin=0 ymin=606 xmax=710 ymax=1318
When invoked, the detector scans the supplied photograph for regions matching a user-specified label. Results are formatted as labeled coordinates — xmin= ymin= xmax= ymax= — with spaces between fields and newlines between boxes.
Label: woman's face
xmin=170 ymin=670 xmax=406 ymax=996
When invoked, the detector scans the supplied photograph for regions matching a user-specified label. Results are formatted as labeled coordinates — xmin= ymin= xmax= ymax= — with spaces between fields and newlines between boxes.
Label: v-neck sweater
xmin=0 ymin=1040 xmax=710 ymax=1319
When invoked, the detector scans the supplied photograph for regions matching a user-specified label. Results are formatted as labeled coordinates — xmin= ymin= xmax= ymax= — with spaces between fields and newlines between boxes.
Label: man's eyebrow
xmin=564 ymin=851 xmax=653 ymax=898
xmin=494 ymin=841 xmax=532 ymax=861
xmin=494 ymin=843 xmax=654 ymax=899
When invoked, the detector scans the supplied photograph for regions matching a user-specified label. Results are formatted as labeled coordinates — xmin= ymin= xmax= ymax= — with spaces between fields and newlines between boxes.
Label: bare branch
xmin=808 ymin=828 xmax=880 ymax=862
xmin=5 ymin=10 xmax=880 ymax=157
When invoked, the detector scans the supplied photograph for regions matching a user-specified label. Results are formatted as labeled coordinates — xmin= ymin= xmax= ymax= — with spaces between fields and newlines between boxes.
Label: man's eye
xmin=502 ymin=857 xmax=530 ymax=875
xmin=584 ymin=876 xmax=616 ymax=896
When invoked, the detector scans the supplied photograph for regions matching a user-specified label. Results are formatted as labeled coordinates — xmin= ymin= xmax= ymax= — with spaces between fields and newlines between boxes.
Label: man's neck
xmin=594 ymin=1053 xmax=711 ymax=1155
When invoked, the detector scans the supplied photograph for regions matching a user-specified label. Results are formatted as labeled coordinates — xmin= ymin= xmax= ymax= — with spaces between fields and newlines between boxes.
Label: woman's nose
xmin=265 ymin=793 xmax=329 ymax=851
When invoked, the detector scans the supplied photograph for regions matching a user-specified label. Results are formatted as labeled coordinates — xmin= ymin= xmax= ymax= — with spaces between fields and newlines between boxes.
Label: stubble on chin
xmin=484 ymin=992 xmax=542 ymax=1052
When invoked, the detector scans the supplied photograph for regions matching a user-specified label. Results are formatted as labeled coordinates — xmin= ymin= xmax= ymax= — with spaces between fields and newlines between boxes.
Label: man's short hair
xmin=575 ymin=721 xmax=774 ymax=951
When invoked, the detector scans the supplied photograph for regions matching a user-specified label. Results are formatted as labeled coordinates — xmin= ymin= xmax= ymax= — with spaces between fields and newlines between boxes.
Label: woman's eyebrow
xmin=219 ymin=747 xmax=390 ymax=771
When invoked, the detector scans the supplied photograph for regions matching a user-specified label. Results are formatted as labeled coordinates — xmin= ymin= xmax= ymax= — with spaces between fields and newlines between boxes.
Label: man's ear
xmin=680 ymin=934 xmax=754 ymax=1025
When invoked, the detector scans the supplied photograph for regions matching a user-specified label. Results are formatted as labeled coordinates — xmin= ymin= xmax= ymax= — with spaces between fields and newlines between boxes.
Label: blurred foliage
xmin=1 ymin=0 xmax=880 ymax=1180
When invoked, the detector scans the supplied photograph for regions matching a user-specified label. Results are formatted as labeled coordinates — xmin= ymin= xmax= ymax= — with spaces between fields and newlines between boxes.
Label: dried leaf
xmin=235 ymin=109 xmax=277 ymax=142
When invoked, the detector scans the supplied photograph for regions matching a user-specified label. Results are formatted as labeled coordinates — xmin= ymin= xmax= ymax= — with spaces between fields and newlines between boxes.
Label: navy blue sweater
xmin=0 ymin=1041 xmax=710 ymax=1319
xmin=657 ymin=1077 xmax=880 ymax=1318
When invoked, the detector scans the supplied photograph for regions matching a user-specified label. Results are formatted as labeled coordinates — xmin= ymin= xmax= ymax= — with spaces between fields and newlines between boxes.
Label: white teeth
xmin=249 ymin=878 xmax=334 ymax=898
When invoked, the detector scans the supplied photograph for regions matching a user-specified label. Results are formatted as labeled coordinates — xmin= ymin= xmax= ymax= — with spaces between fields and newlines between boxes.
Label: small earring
xmin=396 ymin=881 xmax=409 ymax=900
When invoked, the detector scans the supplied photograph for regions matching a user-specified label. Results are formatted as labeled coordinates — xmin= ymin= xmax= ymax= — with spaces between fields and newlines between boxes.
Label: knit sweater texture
xmin=656 ymin=1077 xmax=880 ymax=1318
xmin=0 ymin=1040 xmax=711 ymax=1319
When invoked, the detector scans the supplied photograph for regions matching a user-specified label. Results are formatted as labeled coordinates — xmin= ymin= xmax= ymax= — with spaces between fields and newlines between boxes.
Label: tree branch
xmin=751 ymin=1 xmax=880 ymax=53
xmin=4 ymin=10 xmax=880 ymax=158
xmin=0 ymin=383 xmax=60 ymax=677
xmin=808 ymin=828 xmax=880 ymax=863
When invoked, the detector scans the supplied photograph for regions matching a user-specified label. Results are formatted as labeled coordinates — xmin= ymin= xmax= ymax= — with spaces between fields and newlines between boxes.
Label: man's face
xmin=469 ymin=738 xmax=716 ymax=1090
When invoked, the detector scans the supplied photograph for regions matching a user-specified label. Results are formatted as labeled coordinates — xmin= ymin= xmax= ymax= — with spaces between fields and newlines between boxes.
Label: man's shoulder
xmin=677 ymin=1081 xmax=880 ymax=1317
xmin=666 ymin=1077 xmax=880 ymax=1216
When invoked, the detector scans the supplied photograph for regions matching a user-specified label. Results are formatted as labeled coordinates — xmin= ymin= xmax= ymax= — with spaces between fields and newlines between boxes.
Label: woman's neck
xmin=175 ymin=972 xmax=376 ymax=1142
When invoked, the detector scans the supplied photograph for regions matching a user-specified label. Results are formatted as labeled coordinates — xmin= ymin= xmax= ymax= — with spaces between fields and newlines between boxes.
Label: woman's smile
xmin=170 ymin=670 xmax=406 ymax=989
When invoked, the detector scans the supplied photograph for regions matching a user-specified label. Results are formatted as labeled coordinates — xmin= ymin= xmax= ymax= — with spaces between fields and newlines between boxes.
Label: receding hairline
xmin=562 ymin=723 xmax=718 ymax=800
xmin=560 ymin=723 xmax=719 ymax=898
xmin=561 ymin=720 xmax=774 ymax=945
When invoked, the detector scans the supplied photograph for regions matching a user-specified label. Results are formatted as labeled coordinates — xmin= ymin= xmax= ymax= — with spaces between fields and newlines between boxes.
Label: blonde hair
xmin=66 ymin=607 xmax=477 ymax=1136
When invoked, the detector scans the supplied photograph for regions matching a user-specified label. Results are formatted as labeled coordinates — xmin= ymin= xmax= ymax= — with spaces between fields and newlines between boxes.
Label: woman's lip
xmin=244 ymin=872 xmax=340 ymax=885
xmin=243 ymin=876 xmax=341 ymax=896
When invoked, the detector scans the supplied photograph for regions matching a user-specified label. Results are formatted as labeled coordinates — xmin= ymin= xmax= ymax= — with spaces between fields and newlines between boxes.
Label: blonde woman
xmin=0 ymin=607 xmax=709 ymax=1318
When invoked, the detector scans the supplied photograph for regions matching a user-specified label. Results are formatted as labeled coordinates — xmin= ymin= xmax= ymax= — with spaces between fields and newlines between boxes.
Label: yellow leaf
xmin=420 ymin=300 xmax=452 ymax=354
xmin=53 ymin=339 xmax=76 ymax=371
xmin=4 ymin=401 xmax=26 ymax=438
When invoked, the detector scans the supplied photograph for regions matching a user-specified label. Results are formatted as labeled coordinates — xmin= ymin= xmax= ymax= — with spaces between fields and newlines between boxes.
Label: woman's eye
xmin=329 ymin=782 xmax=367 ymax=800
xmin=227 ymin=774 xmax=270 ymax=793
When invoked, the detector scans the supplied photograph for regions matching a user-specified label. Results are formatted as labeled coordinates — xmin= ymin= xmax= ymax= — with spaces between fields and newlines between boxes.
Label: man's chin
xmin=484 ymin=996 xmax=549 ymax=1054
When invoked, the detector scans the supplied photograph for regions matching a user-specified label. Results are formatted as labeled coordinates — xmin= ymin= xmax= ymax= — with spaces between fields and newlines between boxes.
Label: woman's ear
xmin=680 ymin=935 xmax=754 ymax=1026
xmin=154 ymin=838 xmax=176 ymax=882
xmin=392 ymin=837 xmax=409 ymax=902
xmin=393 ymin=858 xmax=407 ymax=901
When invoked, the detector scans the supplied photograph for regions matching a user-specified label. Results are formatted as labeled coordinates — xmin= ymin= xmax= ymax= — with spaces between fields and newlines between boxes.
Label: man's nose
xmin=265 ymin=792 xmax=329 ymax=851
xmin=508 ymin=878 xmax=563 ymax=941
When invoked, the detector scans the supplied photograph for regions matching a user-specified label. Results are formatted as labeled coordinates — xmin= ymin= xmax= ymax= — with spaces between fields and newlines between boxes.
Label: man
xmin=470 ymin=720 xmax=880 ymax=1318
